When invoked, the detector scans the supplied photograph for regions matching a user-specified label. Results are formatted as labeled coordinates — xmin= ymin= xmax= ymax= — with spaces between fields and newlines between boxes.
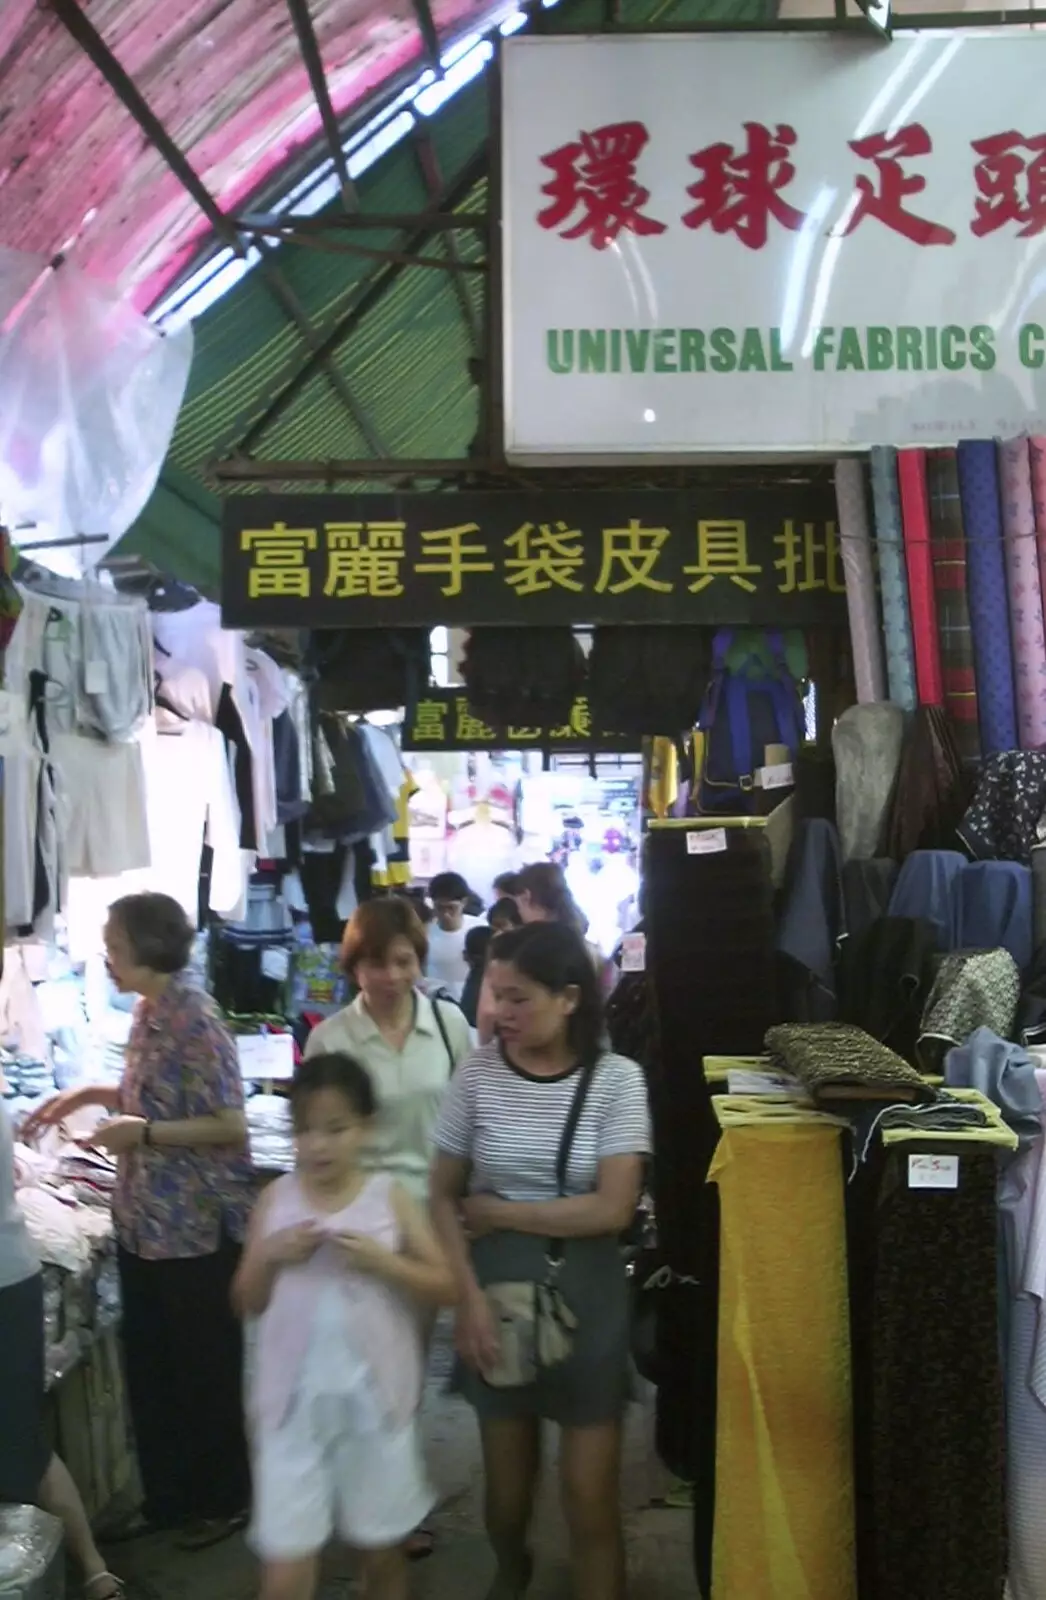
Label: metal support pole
xmin=414 ymin=134 xmax=482 ymax=354
xmin=284 ymin=0 xmax=359 ymax=208
xmin=48 ymin=0 xmax=243 ymax=255
xmin=412 ymin=0 xmax=443 ymax=72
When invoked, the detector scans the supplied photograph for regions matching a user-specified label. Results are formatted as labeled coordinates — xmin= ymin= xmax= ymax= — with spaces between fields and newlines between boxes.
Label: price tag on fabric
xmin=620 ymin=933 xmax=646 ymax=973
xmin=757 ymin=763 xmax=794 ymax=790
xmin=687 ymin=828 xmax=728 ymax=856
xmin=260 ymin=947 xmax=291 ymax=982
xmin=84 ymin=659 xmax=109 ymax=695
xmin=237 ymin=1033 xmax=295 ymax=1082
xmin=907 ymin=1154 xmax=960 ymax=1190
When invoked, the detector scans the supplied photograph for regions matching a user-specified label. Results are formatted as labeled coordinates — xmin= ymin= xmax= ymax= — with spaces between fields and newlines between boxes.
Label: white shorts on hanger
xmin=51 ymin=734 xmax=150 ymax=879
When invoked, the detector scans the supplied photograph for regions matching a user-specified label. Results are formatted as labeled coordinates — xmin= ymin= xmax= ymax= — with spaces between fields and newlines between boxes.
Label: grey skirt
xmin=456 ymin=1231 xmax=631 ymax=1427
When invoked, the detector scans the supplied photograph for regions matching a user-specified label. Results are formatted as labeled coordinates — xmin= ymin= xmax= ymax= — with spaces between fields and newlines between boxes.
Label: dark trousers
xmin=117 ymin=1235 xmax=249 ymax=1524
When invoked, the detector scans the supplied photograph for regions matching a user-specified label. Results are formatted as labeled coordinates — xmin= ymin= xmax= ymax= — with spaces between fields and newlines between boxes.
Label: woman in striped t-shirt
xmin=430 ymin=923 xmax=651 ymax=1600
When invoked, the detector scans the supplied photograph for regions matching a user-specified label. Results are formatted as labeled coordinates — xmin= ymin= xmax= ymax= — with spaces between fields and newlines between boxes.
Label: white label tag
xmin=687 ymin=828 xmax=728 ymax=855
xmin=84 ymin=659 xmax=109 ymax=695
xmin=261 ymin=946 xmax=291 ymax=982
xmin=237 ymin=1032 xmax=295 ymax=1081
xmin=908 ymin=1153 xmax=960 ymax=1190
xmin=620 ymin=933 xmax=646 ymax=973
xmin=727 ymin=1069 xmax=799 ymax=1095
xmin=758 ymin=762 xmax=794 ymax=790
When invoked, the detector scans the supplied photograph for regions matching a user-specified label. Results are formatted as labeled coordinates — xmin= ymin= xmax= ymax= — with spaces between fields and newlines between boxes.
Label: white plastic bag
xmin=0 ymin=247 xmax=193 ymax=559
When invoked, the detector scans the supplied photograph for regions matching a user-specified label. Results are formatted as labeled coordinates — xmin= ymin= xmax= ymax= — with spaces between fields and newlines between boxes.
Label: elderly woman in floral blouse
xmin=24 ymin=893 xmax=250 ymax=1550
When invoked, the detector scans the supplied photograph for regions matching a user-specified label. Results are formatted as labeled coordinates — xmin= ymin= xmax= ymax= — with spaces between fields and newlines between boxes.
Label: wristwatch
xmin=142 ymin=1122 xmax=154 ymax=1147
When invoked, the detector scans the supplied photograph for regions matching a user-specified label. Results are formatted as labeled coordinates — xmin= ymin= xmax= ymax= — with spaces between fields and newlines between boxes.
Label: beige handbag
xmin=480 ymin=1063 xmax=594 ymax=1389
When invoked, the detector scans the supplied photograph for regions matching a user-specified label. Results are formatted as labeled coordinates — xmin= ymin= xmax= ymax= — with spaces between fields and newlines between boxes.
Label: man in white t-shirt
xmin=425 ymin=872 xmax=482 ymax=1001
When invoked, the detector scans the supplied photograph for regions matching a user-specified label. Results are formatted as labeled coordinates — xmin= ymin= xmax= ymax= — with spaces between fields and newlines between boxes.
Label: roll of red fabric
xmin=898 ymin=448 xmax=944 ymax=707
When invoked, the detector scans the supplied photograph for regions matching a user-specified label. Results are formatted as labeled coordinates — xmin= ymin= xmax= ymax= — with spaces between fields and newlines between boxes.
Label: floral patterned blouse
xmin=113 ymin=975 xmax=251 ymax=1260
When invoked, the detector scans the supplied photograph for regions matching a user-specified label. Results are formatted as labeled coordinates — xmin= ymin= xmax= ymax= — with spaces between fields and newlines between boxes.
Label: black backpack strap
xmin=549 ymin=1059 xmax=597 ymax=1266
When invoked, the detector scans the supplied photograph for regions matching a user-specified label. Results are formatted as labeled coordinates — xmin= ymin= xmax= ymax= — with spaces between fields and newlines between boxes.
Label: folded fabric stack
xmin=765 ymin=1022 xmax=936 ymax=1104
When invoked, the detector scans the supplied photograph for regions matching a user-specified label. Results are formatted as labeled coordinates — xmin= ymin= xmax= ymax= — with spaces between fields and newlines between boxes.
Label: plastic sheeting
xmin=0 ymin=249 xmax=192 ymax=559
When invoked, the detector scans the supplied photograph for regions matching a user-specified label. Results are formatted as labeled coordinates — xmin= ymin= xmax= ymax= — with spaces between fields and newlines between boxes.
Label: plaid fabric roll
xmin=927 ymin=450 xmax=980 ymax=762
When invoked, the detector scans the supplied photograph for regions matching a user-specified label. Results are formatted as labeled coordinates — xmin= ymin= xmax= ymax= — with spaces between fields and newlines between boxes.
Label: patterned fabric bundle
xmin=958 ymin=750 xmax=1046 ymax=865
xmin=957 ymin=439 xmax=1017 ymax=756
xmin=917 ymin=950 xmax=1021 ymax=1073
xmin=898 ymin=448 xmax=944 ymax=706
xmin=710 ymin=1108 xmax=856 ymax=1600
xmin=999 ymin=436 xmax=1046 ymax=748
xmin=927 ymin=449 xmax=979 ymax=761
xmin=1029 ymin=437 xmax=1046 ymax=620
xmin=834 ymin=458 xmax=885 ymax=704
xmin=870 ymin=446 xmax=917 ymax=711
xmin=765 ymin=1022 xmax=934 ymax=1102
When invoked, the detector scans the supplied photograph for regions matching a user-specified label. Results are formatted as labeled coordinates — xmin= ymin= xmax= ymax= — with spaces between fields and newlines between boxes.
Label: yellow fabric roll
xmin=710 ymin=1116 xmax=856 ymax=1600
xmin=647 ymin=737 xmax=678 ymax=819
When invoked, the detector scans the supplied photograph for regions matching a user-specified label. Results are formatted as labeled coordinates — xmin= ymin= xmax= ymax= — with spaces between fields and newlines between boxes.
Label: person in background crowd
xmin=303 ymin=897 xmax=471 ymax=1559
xmin=477 ymin=864 xmax=605 ymax=1045
xmin=430 ymin=923 xmax=650 ymax=1600
xmin=425 ymin=873 xmax=483 ymax=1002
xmin=0 ymin=1099 xmax=125 ymax=1597
xmin=23 ymin=893 xmax=251 ymax=1550
xmin=460 ymin=926 xmax=493 ymax=1029
xmin=488 ymin=898 xmax=522 ymax=936
xmin=234 ymin=1053 xmax=456 ymax=1600
xmin=492 ymin=872 xmax=522 ymax=903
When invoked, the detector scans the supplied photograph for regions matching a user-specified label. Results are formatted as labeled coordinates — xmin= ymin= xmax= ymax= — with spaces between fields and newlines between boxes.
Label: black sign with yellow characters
xmin=401 ymin=689 xmax=635 ymax=753
xmin=220 ymin=487 xmax=844 ymax=629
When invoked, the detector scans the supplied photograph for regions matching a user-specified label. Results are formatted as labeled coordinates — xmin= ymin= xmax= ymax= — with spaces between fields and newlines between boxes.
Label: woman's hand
xmin=80 ymin=1116 xmax=147 ymax=1155
xmin=455 ymin=1286 xmax=499 ymax=1373
xmin=459 ymin=1194 xmax=507 ymax=1239
xmin=264 ymin=1223 xmax=322 ymax=1267
xmin=21 ymin=1088 xmax=105 ymax=1144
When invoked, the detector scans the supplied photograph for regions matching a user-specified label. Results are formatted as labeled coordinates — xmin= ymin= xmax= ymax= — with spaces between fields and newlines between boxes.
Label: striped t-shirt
xmin=433 ymin=1044 xmax=651 ymax=1202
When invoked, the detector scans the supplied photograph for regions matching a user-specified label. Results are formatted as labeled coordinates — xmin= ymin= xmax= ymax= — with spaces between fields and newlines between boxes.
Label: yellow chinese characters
xmin=410 ymin=700 xmax=450 ymax=743
xmin=684 ymin=520 xmax=762 ymax=593
xmin=454 ymin=699 xmax=495 ymax=743
xmin=595 ymin=521 xmax=673 ymax=595
xmin=775 ymin=521 xmax=845 ymax=594
xmin=549 ymin=697 xmax=594 ymax=740
xmin=241 ymin=525 xmax=318 ymax=599
xmin=416 ymin=525 xmax=495 ymax=597
xmin=505 ymin=523 xmax=585 ymax=595
xmin=324 ymin=522 xmax=406 ymax=598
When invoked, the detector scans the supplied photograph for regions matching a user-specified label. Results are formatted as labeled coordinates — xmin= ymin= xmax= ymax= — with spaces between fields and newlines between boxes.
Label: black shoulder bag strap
xmin=431 ymin=996 xmax=456 ymax=1075
xmin=548 ymin=1060 xmax=597 ymax=1271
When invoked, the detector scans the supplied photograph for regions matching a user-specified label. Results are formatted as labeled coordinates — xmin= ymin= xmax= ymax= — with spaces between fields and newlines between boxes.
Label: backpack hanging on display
xmin=312 ymin=629 xmax=431 ymax=714
xmin=461 ymin=628 xmax=586 ymax=729
xmin=697 ymin=628 xmax=805 ymax=815
xmin=587 ymin=626 xmax=709 ymax=737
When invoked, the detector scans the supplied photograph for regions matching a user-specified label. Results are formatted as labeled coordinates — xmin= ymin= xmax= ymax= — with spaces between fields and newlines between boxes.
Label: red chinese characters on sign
xmin=683 ymin=122 xmax=806 ymax=249
xmin=535 ymin=117 xmax=1046 ymax=249
xmin=841 ymin=124 xmax=956 ymax=247
xmin=970 ymin=131 xmax=1046 ymax=237
xmin=537 ymin=122 xmax=667 ymax=250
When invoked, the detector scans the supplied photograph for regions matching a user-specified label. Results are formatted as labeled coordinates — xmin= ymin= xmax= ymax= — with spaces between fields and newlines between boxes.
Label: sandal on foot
xmin=175 ymin=1512 xmax=247 ymax=1552
xmin=84 ymin=1575 xmax=125 ymax=1599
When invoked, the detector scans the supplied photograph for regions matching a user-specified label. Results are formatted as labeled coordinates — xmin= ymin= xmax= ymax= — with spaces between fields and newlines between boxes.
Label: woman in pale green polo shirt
xmin=302 ymin=896 xmax=470 ymax=1559
xmin=303 ymin=897 xmax=471 ymax=1203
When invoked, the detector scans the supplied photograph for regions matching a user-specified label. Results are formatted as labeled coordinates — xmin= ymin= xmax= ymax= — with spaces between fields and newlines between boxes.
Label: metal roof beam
xmin=216 ymin=456 xmax=494 ymax=481
xmin=219 ymin=145 xmax=487 ymax=462
xmin=235 ymin=220 xmax=486 ymax=273
xmin=237 ymin=210 xmax=488 ymax=232
xmin=414 ymin=132 xmax=481 ymax=357
xmin=284 ymin=0 xmax=358 ymax=210
xmin=412 ymin=0 xmax=443 ymax=73
xmin=253 ymin=241 xmax=393 ymax=460
xmin=48 ymin=0 xmax=243 ymax=256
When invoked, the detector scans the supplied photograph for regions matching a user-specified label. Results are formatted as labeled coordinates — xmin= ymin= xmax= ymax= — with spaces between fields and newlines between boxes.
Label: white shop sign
xmin=502 ymin=33 xmax=1046 ymax=458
